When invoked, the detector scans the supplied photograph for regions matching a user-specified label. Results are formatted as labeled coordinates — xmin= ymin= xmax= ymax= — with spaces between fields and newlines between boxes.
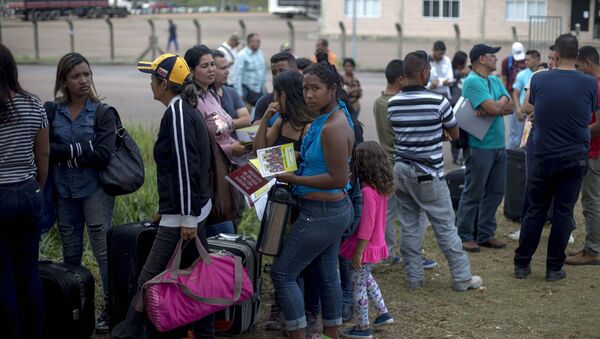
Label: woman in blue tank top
xmin=270 ymin=50 xmax=355 ymax=339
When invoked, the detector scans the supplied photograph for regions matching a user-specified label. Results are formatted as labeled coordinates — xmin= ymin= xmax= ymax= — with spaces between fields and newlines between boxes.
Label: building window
xmin=505 ymin=0 xmax=547 ymax=21
xmin=344 ymin=0 xmax=380 ymax=18
xmin=423 ymin=0 xmax=460 ymax=18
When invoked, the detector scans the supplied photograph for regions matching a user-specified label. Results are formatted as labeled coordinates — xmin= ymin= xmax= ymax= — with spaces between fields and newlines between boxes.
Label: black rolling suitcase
xmin=107 ymin=221 xmax=157 ymax=332
xmin=39 ymin=261 xmax=95 ymax=339
xmin=446 ymin=168 xmax=465 ymax=211
xmin=208 ymin=233 xmax=261 ymax=335
xmin=504 ymin=149 xmax=526 ymax=221
xmin=107 ymin=221 xmax=192 ymax=338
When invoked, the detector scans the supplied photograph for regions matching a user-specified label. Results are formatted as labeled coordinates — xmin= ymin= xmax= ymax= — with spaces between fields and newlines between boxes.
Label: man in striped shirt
xmin=388 ymin=51 xmax=481 ymax=292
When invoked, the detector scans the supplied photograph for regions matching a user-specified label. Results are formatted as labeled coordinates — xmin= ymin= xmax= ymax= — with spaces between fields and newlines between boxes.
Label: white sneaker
xmin=453 ymin=275 xmax=482 ymax=292
xmin=508 ymin=230 xmax=520 ymax=241
xmin=569 ymin=234 xmax=575 ymax=244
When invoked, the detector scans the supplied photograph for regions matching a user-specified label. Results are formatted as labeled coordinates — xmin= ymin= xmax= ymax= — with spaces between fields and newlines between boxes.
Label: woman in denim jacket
xmin=48 ymin=53 xmax=116 ymax=333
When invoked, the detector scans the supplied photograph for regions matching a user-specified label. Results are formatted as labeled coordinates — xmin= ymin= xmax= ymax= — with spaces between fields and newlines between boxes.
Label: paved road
xmin=3 ymin=12 xmax=516 ymax=70
xmin=18 ymin=64 xmax=482 ymax=172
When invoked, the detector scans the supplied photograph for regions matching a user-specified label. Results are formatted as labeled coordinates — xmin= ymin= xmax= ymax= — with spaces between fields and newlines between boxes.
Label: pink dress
xmin=195 ymin=92 xmax=241 ymax=164
xmin=339 ymin=185 xmax=389 ymax=264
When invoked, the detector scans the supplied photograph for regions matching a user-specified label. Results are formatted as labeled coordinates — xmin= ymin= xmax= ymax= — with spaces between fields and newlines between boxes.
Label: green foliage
xmin=237 ymin=207 xmax=260 ymax=238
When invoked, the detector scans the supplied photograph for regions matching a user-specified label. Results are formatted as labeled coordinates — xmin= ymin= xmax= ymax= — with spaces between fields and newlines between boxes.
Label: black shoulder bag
xmin=96 ymin=104 xmax=145 ymax=196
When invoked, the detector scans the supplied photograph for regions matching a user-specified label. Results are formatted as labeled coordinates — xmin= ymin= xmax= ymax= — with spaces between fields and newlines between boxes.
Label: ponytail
xmin=161 ymin=74 xmax=198 ymax=107
xmin=178 ymin=75 xmax=199 ymax=107
xmin=305 ymin=48 xmax=344 ymax=99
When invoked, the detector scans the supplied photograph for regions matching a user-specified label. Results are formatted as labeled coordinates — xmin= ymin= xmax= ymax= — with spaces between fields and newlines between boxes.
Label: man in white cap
xmin=501 ymin=42 xmax=526 ymax=92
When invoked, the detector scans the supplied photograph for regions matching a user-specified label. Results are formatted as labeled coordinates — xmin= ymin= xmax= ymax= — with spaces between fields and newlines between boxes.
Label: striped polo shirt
xmin=387 ymin=85 xmax=457 ymax=178
xmin=0 ymin=93 xmax=48 ymax=184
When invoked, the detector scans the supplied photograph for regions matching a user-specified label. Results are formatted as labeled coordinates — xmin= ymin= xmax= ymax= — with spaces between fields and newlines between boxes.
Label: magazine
xmin=236 ymin=125 xmax=259 ymax=145
xmin=225 ymin=163 xmax=271 ymax=202
xmin=256 ymin=143 xmax=298 ymax=177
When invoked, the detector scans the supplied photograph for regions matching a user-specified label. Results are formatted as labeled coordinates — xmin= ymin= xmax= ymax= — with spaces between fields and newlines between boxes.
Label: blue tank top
xmin=293 ymin=100 xmax=354 ymax=196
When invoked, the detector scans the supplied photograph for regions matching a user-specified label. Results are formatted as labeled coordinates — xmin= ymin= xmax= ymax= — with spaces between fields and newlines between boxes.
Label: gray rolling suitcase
xmin=208 ymin=234 xmax=261 ymax=335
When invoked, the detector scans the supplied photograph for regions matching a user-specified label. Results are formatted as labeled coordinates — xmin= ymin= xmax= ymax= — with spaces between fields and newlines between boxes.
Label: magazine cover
xmin=256 ymin=143 xmax=298 ymax=177
xmin=225 ymin=163 xmax=269 ymax=199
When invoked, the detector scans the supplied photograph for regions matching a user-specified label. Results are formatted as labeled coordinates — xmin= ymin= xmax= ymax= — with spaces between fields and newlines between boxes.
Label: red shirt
xmin=590 ymin=77 xmax=600 ymax=159
xmin=501 ymin=56 xmax=526 ymax=92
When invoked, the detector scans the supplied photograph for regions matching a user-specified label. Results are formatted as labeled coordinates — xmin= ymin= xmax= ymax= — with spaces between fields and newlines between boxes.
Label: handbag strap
xmin=175 ymin=253 xmax=244 ymax=306
xmin=167 ymin=237 xmax=213 ymax=279
xmin=135 ymin=236 xmax=243 ymax=312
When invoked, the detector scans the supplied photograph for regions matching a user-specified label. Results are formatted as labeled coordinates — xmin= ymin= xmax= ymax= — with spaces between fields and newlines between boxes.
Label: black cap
xmin=469 ymin=44 xmax=501 ymax=63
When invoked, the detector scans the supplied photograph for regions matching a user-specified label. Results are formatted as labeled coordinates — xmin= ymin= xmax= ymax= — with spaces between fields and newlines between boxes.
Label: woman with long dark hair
xmin=253 ymin=70 xmax=317 ymax=152
xmin=184 ymin=44 xmax=249 ymax=165
xmin=253 ymin=70 xmax=323 ymax=335
xmin=270 ymin=50 xmax=355 ymax=339
xmin=50 ymin=52 xmax=116 ymax=332
xmin=112 ymin=53 xmax=214 ymax=338
xmin=0 ymin=43 xmax=49 ymax=339
xmin=184 ymin=44 xmax=249 ymax=236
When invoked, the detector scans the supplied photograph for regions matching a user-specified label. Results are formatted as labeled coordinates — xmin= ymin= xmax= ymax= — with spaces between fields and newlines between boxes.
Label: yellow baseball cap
xmin=137 ymin=53 xmax=190 ymax=85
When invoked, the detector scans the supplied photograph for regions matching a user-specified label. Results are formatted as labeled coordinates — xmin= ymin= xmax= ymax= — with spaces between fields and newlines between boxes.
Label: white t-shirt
xmin=428 ymin=55 xmax=454 ymax=98
xmin=218 ymin=42 xmax=238 ymax=85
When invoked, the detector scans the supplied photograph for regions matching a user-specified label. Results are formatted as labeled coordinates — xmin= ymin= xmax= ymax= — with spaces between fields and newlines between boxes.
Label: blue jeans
xmin=166 ymin=37 xmax=179 ymax=51
xmin=515 ymin=155 xmax=588 ymax=272
xmin=457 ymin=147 xmax=507 ymax=243
xmin=57 ymin=187 xmax=114 ymax=305
xmin=112 ymin=225 xmax=215 ymax=338
xmin=338 ymin=257 xmax=353 ymax=306
xmin=271 ymin=196 xmax=352 ymax=331
xmin=205 ymin=221 xmax=235 ymax=238
xmin=521 ymin=132 xmax=535 ymax=219
xmin=301 ymin=261 xmax=321 ymax=315
xmin=0 ymin=179 xmax=44 ymax=339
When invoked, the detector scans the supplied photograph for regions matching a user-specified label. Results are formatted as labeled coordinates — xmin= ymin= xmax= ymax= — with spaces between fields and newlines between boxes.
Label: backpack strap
xmin=43 ymin=101 xmax=57 ymax=123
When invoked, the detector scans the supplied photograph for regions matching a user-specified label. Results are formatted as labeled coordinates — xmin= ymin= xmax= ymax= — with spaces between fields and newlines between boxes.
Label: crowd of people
xmin=1 ymin=28 xmax=599 ymax=339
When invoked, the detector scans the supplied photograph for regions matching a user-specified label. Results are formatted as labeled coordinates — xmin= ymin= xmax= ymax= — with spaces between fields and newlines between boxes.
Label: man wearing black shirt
xmin=514 ymin=34 xmax=599 ymax=281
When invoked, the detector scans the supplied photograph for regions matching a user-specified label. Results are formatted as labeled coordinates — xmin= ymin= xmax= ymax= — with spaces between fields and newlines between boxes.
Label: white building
xmin=321 ymin=0 xmax=600 ymax=43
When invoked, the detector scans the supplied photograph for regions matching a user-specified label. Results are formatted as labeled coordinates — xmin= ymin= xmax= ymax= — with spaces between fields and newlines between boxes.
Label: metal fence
xmin=528 ymin=16 xmax=562 ymax=61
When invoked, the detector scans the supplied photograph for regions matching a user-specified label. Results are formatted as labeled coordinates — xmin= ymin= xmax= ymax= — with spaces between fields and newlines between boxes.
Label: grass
xmin=42 ymin=125 xmax=600 ymax=337
xmin=236 ymin=203 xmax=600 ymax=339
xmin=355 ymin=202 xmax=600 ymax=339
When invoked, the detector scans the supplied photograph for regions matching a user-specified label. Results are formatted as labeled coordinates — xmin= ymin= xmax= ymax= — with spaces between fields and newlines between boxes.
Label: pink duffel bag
xmin=137 ymin=237 xmax=254 ymax=332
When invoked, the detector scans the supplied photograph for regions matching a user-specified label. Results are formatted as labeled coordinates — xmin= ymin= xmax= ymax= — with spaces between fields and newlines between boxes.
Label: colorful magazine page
xmin=237 ymin=125 xmax=259 ymax=145
xmin=256 ymin=143 xmax=297 ymax=177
